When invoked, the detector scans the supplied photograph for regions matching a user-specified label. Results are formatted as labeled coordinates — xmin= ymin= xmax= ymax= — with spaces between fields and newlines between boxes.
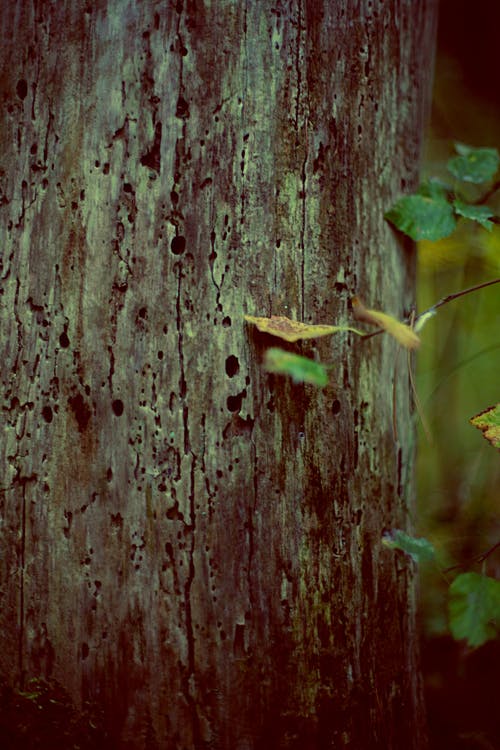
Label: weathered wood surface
xmin=0 ymin=1 xmax=436 ymax=747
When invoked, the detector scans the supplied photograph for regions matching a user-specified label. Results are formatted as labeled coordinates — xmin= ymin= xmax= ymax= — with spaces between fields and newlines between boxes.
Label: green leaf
xmin=453 ymin=200 xmax=495 ymax=230
xmin=382 ymin=529 xmax=436 ymax=563
xmin=264 ymin=348 xmax=328 ymax=387
xmin=449 ymin=572 xmax=500 ymax=647
xmin=417 ymin=179 xmax=451 ymax=201
xmin=385 ymin=189 xmax=456 ymax=241
xmin=447 ymin=143 xmax=500 ymax=184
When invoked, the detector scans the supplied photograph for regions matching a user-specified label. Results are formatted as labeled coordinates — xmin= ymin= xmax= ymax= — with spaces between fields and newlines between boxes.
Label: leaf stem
xmin=473 ymin=179 xmax=500 ymax=205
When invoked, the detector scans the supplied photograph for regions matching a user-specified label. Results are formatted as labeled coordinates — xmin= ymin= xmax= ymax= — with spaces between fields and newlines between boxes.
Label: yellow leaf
xmin=244 ymin=314 xmax=363 ymax=342
xmin=470 ymin=403 xmax=500 ymax=450
xmin=351 ymin=297 xmax=420 ymax=350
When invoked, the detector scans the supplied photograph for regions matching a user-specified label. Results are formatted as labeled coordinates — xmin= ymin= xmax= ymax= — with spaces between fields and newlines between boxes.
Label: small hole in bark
xmin=112 ymin=399 xmax=124 ymax=416
xmin=222 ymin=316 xmax=232 ymax=327
xmin=225 ymin=355 xmax=239 ymax=378
xmin=332 ymin=399 xmax=341 ymax=415
xmin=42 ymin=405 xmax=53 ymax=423
xmin=176 ymin=97 xmax=189 ymax=119
xmin=59 ymin=331 xmax=70 ymax=348
xmin=171 ymin=235 xmax=186 ymax=255
xmin=16 ymin=79 xmax=28 ymax=100
xmin=81 ymin=643 xmax=89 ymax=659
xmin=227 ymin=390 xmax=246 ymax=412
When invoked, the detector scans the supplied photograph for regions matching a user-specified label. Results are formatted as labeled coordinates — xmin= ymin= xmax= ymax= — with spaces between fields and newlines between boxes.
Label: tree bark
xmin=0 ymin=1 xmax=436 ymax=747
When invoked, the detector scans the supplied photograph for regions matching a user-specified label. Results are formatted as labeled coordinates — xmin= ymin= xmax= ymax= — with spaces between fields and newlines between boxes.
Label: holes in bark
xmin=16 ymin=79 xmax=28 ymax=100
xmin=110 ymin=512 xmax=123 ymax=529
xmin=81 ymin=643 xmax=89 ymax=660
xmin=171 ymin=235 xmax=186 ymax=255
xmin=222 ymin=316 xmax=232 ymax=328
xmin=233 ymin=624 xmax=246 ymax=657
xmin=140 ymin=122 xmax=162 ymax=172
xmin=59 ymin=331 xmax=70 ymax=348
xmin=42 ymin=405 xmax=53 ymax=423
xmin=227 ymin=390 xmax=246 ymax=412
xmin=176 ymin=96 xmax=190 ymax=119
xmin=112 ymin=399 xmax=124 ymax=416
xmin=68 ymin=393 xmax=91 ymax=432
xmin=222 ymin=415 xmax=254 ymax=440
xmin=332 ymin=399 xmax=341 ymax=415
xmin=225 ymin=355 xmax=239 ymax=378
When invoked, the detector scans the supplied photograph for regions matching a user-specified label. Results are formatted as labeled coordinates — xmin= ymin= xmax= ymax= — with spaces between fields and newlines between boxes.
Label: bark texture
xmin=0 ymin=1 xmax=436 ymax=747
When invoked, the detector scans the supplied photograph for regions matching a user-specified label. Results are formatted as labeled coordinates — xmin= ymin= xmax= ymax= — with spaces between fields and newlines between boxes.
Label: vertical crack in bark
xmin=14 ymin=472 xmax=37 ymax=687
xmin=13 ymin=277 xmax=22 ymax=372
xmin=184 ymin=452 xmax=200 ymax=745
xmin=296 ymin=0 xmax=307 ymax=321
xmin=294 ymin=0 xmax=303 ymax=138
xmin=247 ymin=440 xmax=258 ymax=612
xmin=175 ymin=263 xmax=189 ymax=455
xmin=299 ymin=137 xmax=307 ymax=323
xmin=107 ymin=345 xmax=115 ymax=393
xmin=208 ymin=228 xmax=221 ymax=299
xmin=18 ymin=479 xmax=26 ymax=686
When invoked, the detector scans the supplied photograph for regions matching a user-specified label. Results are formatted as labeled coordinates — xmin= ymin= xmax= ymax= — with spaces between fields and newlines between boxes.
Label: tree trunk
xmin=0 ymin=1 xmax=436 ymax=747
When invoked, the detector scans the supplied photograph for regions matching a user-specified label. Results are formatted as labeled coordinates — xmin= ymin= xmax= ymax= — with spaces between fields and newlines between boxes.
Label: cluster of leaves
xmin=244 ymin=300 xmax=419 ymax=387
xmin=383 ymin=144 xmax=500 ymax=648
xmin=383 ymin=531 xmax=500 ymax=648
xmin=385 ymin=143 xmax=500 ymax=241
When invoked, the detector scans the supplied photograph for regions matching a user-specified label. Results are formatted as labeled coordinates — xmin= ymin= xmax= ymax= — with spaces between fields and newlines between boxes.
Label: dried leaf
xmin=351 ymin=297 xmax=420 ymax=350
xmin=470 ymin=403 xmax=500 ymax=450
xmin=244 ymin=314 xmax=363 ymax=342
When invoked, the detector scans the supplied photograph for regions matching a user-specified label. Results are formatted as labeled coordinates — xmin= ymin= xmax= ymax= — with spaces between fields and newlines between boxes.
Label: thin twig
xmin=415 ymin=277 xmax=500 ymax=323
xmin=473 ymin=179 xmax=500 ymax=205
xmin=443 ymin=540 xmax=500 ymax=574
xmin=356 ymin=277 xmax=500 ymax=340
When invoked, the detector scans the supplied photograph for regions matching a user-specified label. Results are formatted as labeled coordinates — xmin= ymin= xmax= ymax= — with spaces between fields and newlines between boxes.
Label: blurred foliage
xmin=416 ymin=2 xmax=500 ymax=641
xmin=417 ymin=8 xmax=500 ymax=741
